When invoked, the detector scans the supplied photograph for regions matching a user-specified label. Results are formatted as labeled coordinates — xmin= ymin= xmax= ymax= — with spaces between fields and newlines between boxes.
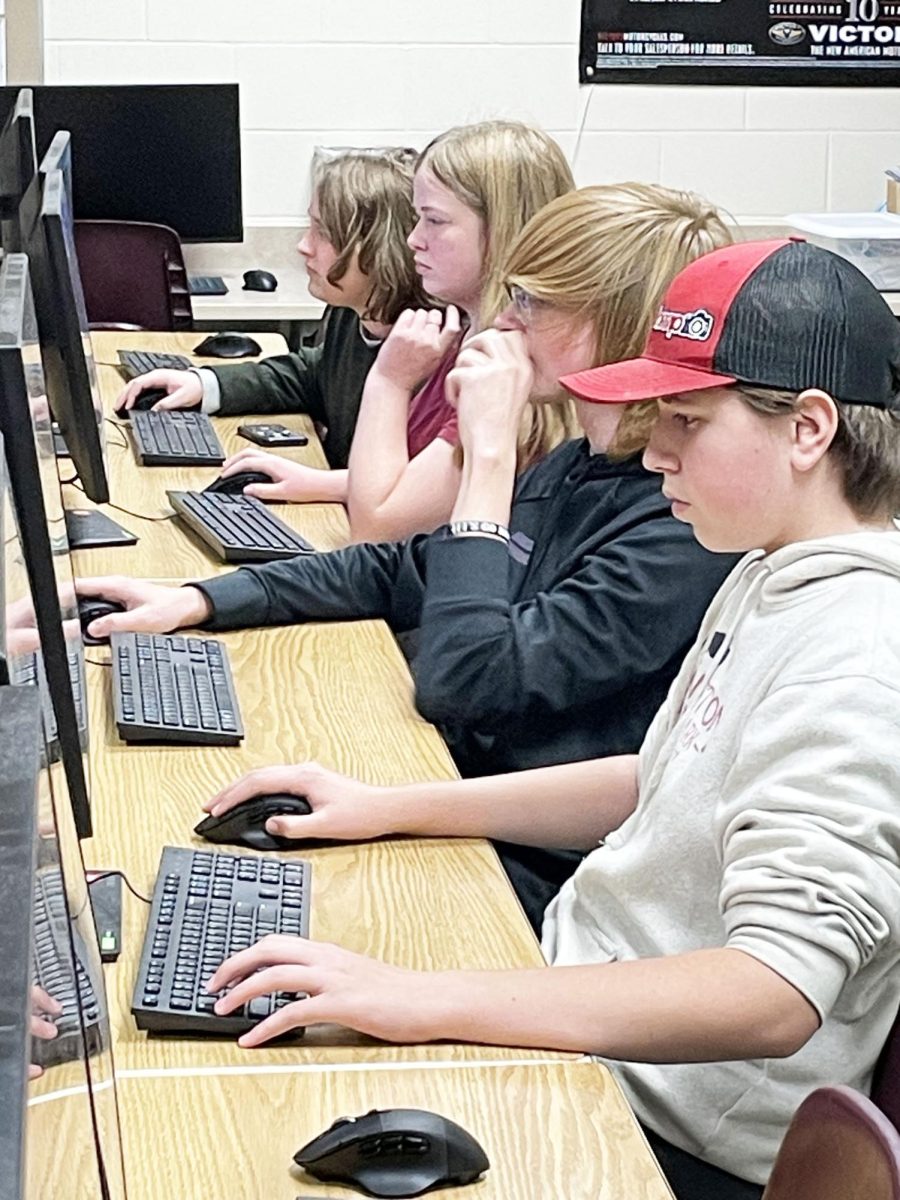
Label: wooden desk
xmin=70 ymin=331 xmax=349 ymax=577
xmin=114 ymin=1061 xmax=673 ymax=1200
xmin=85 ymin=619 xmax=559 ymax=1069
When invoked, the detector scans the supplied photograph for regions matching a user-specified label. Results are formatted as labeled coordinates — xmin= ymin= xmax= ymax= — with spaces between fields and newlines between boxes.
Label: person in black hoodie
xmin=80 ymin=184 xmax=738 ymax=928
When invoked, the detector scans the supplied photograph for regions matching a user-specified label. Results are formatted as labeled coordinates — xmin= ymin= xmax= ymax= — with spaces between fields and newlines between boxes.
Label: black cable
xmin=67 ymin=477 xmax=175 ymax=524
xmin=103 ymin=418 xmax=129 ymax=448
xmin=88 ymin=869 xmax=151 ymax=906
xmin=84 ymin=658 xmax=111 ymax=668
xmin=59 ymin=473 xmax=79 ymax=486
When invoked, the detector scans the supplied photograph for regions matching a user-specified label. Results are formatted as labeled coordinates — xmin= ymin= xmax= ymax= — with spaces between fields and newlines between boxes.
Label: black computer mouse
xmin=203 ymin=470 xmax=274 ymax=496
xmin=193 ymin=332 xmax=263 ymax=359
xmin=294 ymin=1108 xmax=489 ymax=1198
xmin=194 ymin=792 xmax=312 ymax=851
xmin=77 ymin=597 xmax=126 ymax=645
xmin=118 ymin=387 xmax=169 ymax=418
xmin=242 ymin=268 xmax=278 ymax=292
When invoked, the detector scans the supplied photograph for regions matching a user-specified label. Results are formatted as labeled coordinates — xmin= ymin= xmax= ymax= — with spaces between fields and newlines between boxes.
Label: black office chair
xmin=74 ymin=219 xmax=193 ymax=331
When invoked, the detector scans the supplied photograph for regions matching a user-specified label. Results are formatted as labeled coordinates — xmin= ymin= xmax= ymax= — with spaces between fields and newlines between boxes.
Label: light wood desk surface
xmin=115 ymin=1061 xmax=673 ymax=1200
xmin=84 ymin=618 xmax=558 ymax=1070
xmin=69 ymin=331 xmax=349 ymax=578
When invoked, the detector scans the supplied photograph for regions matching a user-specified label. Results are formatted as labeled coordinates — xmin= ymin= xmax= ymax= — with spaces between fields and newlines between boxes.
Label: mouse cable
xmin=88 ymin=869 xmax=151 ymax=905
xmin=103 ymin=418 xmax=130 ymax=449
xmin=67 ymin=477 xmax=176 ymax=525
xmin=84 ymin=657 xmax=111 ymax=668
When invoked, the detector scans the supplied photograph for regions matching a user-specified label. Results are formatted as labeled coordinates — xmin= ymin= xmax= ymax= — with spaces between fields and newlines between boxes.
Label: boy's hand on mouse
xmin=115 ymin=369 xmax=202 ymax=413
xmin=203 ymin=762 xmax=398 ymax=842
xmin=372 ymin=306 xmax=461 ymax=392
xmin=75 ymin=576 xmax=212 ymax=637
xmin=219 ymin=448 xmax=327 ymax=502
xmin=207 ymin=935 xmax=446 ymax=1046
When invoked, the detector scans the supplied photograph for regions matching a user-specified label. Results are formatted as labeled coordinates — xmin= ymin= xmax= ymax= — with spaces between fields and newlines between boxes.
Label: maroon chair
xmin=763 ymin=1085 xmax=900 ymax=1200
xmin=73 ymin=219 xmax=193 ymax=330
xmin=873 ymin=1006 xmax=900 ymax=1134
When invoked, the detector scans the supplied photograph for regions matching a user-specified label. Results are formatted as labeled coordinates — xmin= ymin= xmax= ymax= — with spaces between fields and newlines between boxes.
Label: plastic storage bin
xmin=785 ymin=212 xmax=900 ymax=291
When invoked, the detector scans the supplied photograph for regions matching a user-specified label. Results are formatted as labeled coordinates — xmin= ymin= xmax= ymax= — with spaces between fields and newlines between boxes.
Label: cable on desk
xmin=103 ymin=418 xmax=130 ymax=449
xmin=67 ymin=477 xmax=176 ymax=525
xmin=88 ymin=869 xmax=151 ymax=906
xmin=84 ymin=658 xmax=111 ymax=668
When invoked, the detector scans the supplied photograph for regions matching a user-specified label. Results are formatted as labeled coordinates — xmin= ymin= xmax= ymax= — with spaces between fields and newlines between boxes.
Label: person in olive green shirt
xmin=116 ymin=146 xmax=428 ymax=497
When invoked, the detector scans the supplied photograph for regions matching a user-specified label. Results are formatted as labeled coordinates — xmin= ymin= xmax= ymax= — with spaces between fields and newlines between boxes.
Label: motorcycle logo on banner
xmin=580 ymin=0 xmax=900 ymax=85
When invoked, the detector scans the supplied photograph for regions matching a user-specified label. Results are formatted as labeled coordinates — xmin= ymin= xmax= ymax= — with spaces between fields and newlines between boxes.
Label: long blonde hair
xmin=314 ymin=146 xmax=430 ymax=324
xmin=504 ymin=183 xmax=734 ymax=460
xmin=417 ymin=121 xmax=574 ymax=327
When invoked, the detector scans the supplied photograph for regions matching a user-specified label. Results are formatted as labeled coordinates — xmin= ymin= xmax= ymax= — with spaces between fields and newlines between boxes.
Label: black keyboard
xmin=130 ymin=410 xmax=225 ymax=466
xmin=111 ymin=632 xmax=243 ymax=745
xmin=12 ymin=645 xmax=88 ymax=759
xmin=167 ymin=490 xmax=316 ymax=562
xmin=32 ymin=868 xmax=105 ymax=1068
xmin=118 ymin=349 xmax=192 ymax=379
xmin=132 ymin=846 xmax=311 ymax=1036
xmin=189 ymin=275 xmax=228 ymax=296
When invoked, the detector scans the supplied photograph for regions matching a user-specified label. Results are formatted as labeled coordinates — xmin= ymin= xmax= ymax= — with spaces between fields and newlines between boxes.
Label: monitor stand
xmin=65 ymin=507 xmax=138 ymax=549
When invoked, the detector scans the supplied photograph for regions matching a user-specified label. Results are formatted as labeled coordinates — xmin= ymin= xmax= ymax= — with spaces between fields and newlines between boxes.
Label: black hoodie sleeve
xmin=413 ymin=520 xmax=729 ymax=730
xmin=210 ymin=343 xmax=328 ymax=423
xmin=191 ymin=537 xmax=427 ymax=631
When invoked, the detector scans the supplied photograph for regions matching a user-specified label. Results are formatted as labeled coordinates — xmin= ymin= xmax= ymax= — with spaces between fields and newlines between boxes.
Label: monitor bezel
xmin=0 ymin=253 xmax=92 ymax=838
xmin=19 ymin=165 xmax=109 ymax=506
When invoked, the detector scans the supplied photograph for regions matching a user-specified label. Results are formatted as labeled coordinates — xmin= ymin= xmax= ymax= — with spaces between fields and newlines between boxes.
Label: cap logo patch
xmin=653 ymin=307 xmax=715 ymax=342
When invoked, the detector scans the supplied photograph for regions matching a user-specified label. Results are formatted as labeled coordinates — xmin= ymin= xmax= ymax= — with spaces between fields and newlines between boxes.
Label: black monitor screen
xmin=0 ymin=253 xmax=93 ymax=838
xmin=0 ymin=89 xmax=36 ymax=253
xmin=0 ymin=84 xmax=242 ymax=243
xmin=20 ymin=166 xmax=109 ymax=506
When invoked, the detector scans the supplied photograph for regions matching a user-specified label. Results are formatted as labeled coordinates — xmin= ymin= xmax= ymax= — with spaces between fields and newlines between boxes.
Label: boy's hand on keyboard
xmin=76 ymin=577 xmax=212 ymax=636
xmin=204 ymin=762 xmax=396 ymax=842
xmin=115 ymin=369 xmax=203 ymax=413
xmin=220 ymin=448 xmax=331 ymax=502
xmin=207 ymin=935 xmax=443 ymax=1047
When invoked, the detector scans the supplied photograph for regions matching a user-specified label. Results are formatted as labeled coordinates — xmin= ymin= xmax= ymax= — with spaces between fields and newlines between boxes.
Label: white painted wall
xmin=41 ymin=0 xmax=900 ymax=226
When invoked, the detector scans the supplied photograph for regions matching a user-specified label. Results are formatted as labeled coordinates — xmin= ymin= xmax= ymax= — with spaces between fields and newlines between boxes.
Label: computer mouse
xmin=203 ymin=470 xmax=274 ymax=496
xmin=294 ymin=1108 xmax=489 ymax=1198
xmin=193 ymin=792 xmax=312 ymax=851
xmin=192 ymin=332 xmax=263 ymax=359
xmin=118 ymin=387 xmax=169 ymax=418
xmin=77 ymin=597 xmax=126 ymax=645
xmin=242 ymin=268 xmax=278 ymax=292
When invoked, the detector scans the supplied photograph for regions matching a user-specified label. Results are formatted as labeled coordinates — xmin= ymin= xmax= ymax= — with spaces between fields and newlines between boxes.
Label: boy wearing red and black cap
xmin=204 ymin=241 xmax=900 ymax=1200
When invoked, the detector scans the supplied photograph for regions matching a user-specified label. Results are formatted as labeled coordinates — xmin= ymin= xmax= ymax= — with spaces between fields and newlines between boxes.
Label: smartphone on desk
xmin=237 ymin=423 xmax=309 ymax=447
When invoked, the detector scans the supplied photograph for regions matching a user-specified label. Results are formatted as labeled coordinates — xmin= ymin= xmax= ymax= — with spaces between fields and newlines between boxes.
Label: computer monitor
xmin=0 ymin=84 xmax=242 ymax=242
xmin=0 ymin=253 xmax=93 ymax=838
xmin=19 ymin=163 xmax=109 ymax=505
xmin=39 ymin=129 xmax=73 ymax=211
xmin=0 ymin=686 xmax=127 ymax=1200
xmin=0 ymin=88 xmax=37 ymax=253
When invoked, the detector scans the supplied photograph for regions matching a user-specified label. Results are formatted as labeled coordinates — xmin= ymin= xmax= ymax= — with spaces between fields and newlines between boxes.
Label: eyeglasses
xmin=506 ymin=284 xmax=550 ymax=324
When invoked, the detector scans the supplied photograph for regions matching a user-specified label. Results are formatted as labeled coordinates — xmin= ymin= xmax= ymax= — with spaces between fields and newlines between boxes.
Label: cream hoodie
xmin=543 ymin=531 xmax=900 ymax=1184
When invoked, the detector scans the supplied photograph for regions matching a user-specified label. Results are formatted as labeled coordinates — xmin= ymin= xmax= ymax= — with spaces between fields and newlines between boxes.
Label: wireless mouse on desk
xmin=203 ymin=470 xmax=275 ymax=496
xmin=294 ymin=1108 xmax=490 ymax=1198
xmin=193 ymin=332 xmax=262 ymax=359
xmin=242 ymin=268 xmax=278 ymax=292
xmin=77 ymin=597 xmax=125 ymax=645
xmin=194 ymin=792 xmax=311 ymax=850
xmin=119 ymin=387 xmax=169 ymax=416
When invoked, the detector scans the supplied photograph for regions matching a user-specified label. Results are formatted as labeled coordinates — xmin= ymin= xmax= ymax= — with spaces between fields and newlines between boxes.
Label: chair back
xmin=873 ymin=1005 xmax=900 ymax=1133
xmin=763 ymin=1085 xmax=900 ymax=1200
xmin=74 ymin=219 xmax=193 ymax=330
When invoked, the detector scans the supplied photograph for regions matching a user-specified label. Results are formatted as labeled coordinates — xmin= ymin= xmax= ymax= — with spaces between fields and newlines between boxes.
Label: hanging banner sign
xmin=580 ymin=0 xmax=900 ymax=85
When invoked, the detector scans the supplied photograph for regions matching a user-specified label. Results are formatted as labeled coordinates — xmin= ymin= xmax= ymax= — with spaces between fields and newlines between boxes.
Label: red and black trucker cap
xmin=560 ymin=239 xmax=900 ymax=411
